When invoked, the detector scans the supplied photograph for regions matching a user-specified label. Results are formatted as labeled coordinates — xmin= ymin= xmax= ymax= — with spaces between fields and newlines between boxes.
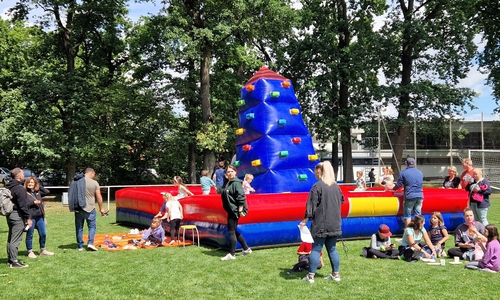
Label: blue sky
xmin=1 ymin=1 xmax=498 ymax=121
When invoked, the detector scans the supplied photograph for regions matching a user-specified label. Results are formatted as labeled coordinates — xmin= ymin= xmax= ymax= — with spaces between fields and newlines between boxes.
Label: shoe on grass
xmin=324 ymin=274 xmax=341 ymax=282
xmin=40 ymin=250 xmax=54 ymax=256
xmin=28 ymin=251 xmax=37 ymax=259
xmin=221 ymin=253 xmax=236 ymax=261
xmin=302 ymin=274 xmax=315 ymax=284
xmin=10 ymin=261 xmax=28 ymax=268
xmin=242 ymin=248 xmax=252 ymax=256
xmin=87 ymin=244 xmax=98 ymax=251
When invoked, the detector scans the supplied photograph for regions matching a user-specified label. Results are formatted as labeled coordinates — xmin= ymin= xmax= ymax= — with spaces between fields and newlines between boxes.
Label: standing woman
xmin=443 ymin=166 xmax=461 ymax=189
xmin=466 ymin=168 xmax=491 ymax=226
xmin=218 ymin=165 xmax=252 ymax=260
xmin=299 ymin=161 xmax=344 ymax=283
xmin=25 ymin=176 xmax=54 ymax=258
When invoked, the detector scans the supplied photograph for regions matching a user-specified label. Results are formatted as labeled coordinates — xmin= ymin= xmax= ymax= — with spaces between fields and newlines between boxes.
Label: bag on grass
xmin=0 ymin=188 xmax=14 ymax=216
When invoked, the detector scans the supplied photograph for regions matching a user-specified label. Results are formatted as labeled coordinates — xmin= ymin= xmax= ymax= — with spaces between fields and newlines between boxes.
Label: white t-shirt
xmin=167 ymin=201 xmax=182 ymax=220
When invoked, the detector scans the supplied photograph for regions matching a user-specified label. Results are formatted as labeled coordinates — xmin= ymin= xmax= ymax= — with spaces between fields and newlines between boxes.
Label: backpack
xmin=0 ymin=188 xmax=14 ymax=216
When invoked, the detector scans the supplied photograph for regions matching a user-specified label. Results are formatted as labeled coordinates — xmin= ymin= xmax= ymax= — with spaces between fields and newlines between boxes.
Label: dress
xmin=303 ymin=181 xmax=344 ymax=274
xmin=176 ymin=186 xmax=188 ymax=200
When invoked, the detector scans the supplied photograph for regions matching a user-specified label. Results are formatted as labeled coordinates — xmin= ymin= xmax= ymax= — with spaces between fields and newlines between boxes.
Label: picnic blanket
xmin=82 ymin=232 xmax=194 ymax=251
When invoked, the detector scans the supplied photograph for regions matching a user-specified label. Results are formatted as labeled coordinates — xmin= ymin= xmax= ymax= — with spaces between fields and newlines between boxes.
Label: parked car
xmin=1 ymin=168 xmax=39 ymax=185
xmin=39 ymin=169 xmax=67 ymax=186
xmin=0 ymin=167 xmax=10 ymax=185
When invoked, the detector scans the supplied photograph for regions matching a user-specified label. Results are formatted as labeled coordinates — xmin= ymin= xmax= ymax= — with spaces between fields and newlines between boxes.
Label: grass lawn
xmin=0 ymin=192 xmax=499 ymax=299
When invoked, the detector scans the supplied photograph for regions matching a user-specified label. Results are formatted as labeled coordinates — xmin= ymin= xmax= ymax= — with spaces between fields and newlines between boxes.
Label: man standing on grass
xmin=68 ymin=168 xmax=106 ymax=251
xmin=5 ymin=168 xmax=32 ymax=268
xmin=393 ymin=158 xmax=423 ymax=227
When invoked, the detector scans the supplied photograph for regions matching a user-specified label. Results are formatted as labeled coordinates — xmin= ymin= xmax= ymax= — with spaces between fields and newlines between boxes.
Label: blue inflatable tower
xmin=234 ymin=66 xmax=320 ymax=193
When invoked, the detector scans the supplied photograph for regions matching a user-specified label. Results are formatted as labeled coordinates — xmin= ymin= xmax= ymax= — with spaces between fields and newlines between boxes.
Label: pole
xmin=378 ymin=108 xmax=381 ymax=178
xmin=449 ymin=116 xmax=453 ymax=166
xmin=414 ymin=110 xmax=417 ymax=161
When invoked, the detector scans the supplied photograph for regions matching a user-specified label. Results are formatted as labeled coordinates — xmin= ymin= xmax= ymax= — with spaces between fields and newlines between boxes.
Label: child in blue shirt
xmin=140 ymin=217 xmax=165 ymax=246
xmin=200 ymin=170 xmax=216 ymax=195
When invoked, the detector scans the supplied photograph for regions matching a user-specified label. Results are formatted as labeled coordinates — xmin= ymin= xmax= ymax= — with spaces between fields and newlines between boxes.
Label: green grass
xmin=1 ymin=194 xmax=499 ymax=299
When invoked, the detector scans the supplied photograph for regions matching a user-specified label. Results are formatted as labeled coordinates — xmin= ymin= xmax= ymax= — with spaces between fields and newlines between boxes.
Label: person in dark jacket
xmin=300 ymin=161 xmax=344 ymax=283
xmin=24 ymin=176 xmax=54 ymax=258
xmin=218 ymin=165 xmax=252 ymax=260
xmin=5 ymin=168 xmax=32 ymax=268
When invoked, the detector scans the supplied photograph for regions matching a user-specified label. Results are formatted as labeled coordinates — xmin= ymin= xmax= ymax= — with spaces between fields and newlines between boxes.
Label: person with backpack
xmin=5 ymin=168 xmax=32 ymax=268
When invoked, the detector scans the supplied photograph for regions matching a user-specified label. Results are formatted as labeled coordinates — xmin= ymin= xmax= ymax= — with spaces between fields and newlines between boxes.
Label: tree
xmin=285 ymin=0 xmax=386 ymax=182
xmin=377 ymin=0 xmax=477 ymax=176
xmin=476 ymin=0 xmax=500 ymax=112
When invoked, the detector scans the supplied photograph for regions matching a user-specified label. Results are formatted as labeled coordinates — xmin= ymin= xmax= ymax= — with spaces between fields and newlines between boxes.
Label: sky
xmin=1 ymin=1 xmax=498 ymax=121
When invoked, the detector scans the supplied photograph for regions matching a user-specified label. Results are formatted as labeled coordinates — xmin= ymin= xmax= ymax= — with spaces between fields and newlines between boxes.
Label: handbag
xmin=471 ymin=192 xmax=484 ymax=202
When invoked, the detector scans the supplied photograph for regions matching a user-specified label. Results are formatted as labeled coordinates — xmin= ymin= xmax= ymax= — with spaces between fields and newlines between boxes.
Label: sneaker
xmin=324 ymin=274 xmax=341 ymax=282
xmin=78 ymin=248 xmax=84 ymax=251
xmin=302 ymin=274 xmax=315 ymax=284
xmin=221 ymin=253 xmax=236 ymax=261
xmin=242 ymin=248 xmax=252 ymax=256
xmin=168 ymin=240 xmax=175 ymax=245
xmin=87 ymin=244 xmax=98 ymax=251
xmin=28 ymin=251 xmax=37 ymax=259
xmin=10 ymin=261 xmax=28 ymax=268
xmin=40 ymin=250 xmax=54 ymax=256
xmin=286 ymin=269 xmax=294 ymax=275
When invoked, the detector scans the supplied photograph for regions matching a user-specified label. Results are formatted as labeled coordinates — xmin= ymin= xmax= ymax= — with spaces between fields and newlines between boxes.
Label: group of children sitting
xmin=358 ymin=211 xmax=500 ymax=273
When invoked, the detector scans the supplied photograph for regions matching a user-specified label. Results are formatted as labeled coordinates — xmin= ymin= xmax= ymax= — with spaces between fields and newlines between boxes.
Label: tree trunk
xmin=200 ymin=44 xmax=215 ymax=172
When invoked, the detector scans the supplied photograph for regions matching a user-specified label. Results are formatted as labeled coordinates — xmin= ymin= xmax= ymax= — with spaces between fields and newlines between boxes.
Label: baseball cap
xmin=378 ymin=224 xmax=392 ymax=237
xmin=405 ymin=157 xmax=415 ymax=165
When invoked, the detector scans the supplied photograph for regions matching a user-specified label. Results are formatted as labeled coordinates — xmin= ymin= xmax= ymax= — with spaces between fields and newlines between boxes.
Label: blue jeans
xmin=403 ymin=197 xmax=423 ymax=220
xmin=26 ymin=217 xmax=47 ymax=251
xmin=75 ymin=209 xmax=97 ymax=249
xmin=309 ymin=236 xmax=340 ymax=274
xmin=470 ymin=202 xmax=489 ymax=226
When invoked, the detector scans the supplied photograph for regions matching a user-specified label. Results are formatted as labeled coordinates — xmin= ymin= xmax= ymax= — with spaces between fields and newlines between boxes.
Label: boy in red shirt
xmin=287 ymin=242 xmax=324 ymax=274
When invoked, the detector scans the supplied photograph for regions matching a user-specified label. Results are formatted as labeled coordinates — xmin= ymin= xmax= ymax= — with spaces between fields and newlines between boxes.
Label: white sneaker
xmin=324 ymin=274 xmax=341 ymax=282
xmin=40 ymin=250 xmax=54 ymax=256
xmin=28 ymin=251 xmax=37 ymax=259
xmin=87 ymin=244 xmax=98 ymax=251
xmin=242 ymin=248 xmax=252 ymax=256
xmin=302 ymin=274 xmax=315 ymax=283
xmin=221 ymin=253 xmax=236 ymax=261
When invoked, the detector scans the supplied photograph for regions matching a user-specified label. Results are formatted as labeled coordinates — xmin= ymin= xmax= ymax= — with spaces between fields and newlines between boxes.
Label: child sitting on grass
xmin=140 ymin=217 xmax=165 ymax=247
xmin=465 ymin=224 xmax=500 ymax=273
xmin=364 ymin=224 xmax=399 ymax=259
xmin=424 ymin=211 xmax=449 ymax=257
xmin=286 ymin=242 xmax=324 ymax=274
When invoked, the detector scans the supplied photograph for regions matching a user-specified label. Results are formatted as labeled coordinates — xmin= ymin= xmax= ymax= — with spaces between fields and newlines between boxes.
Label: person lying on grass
xmin=140 ymin=217 xmax=165 ymax=246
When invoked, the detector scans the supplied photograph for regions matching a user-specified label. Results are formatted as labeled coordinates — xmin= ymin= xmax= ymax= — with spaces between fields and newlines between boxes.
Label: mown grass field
xmin=0 ymin=191 xmax=499 ymax=300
